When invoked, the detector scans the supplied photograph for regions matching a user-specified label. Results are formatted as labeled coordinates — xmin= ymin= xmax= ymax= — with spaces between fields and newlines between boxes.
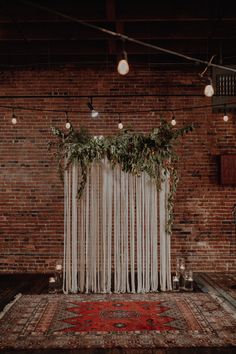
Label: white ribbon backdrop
xmin=63 ymin=159 xmax=172 ymax=294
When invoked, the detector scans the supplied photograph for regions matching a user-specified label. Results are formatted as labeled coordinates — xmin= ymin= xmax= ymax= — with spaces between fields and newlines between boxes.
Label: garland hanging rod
xmin=21 ymin=0 xmax=236 ymax=74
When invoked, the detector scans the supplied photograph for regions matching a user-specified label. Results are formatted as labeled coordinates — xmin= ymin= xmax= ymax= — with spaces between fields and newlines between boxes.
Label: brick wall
xmin=0 ymin=64 xmax=235 ymax=273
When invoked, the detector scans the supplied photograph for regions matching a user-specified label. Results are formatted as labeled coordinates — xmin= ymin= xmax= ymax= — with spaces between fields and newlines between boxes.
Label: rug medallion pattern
xmin=0 ymin=293 xmax=235 ymax=349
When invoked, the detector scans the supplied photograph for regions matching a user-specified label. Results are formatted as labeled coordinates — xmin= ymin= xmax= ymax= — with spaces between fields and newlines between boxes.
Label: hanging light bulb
xmin=87 ymin=97 xmax=99 ymax=118
xmin=91 ymin=109 xmax=99 ymax=118
xmin=171 ymin=115 xmax=177 ymax=126
xmin=65 ymin=121 xmax=71 ymax=129
xmin=223 ymin=114 xmax=229 ymax=122
xmin=204 ymin=84 xmax=214 ymax=97
xmin=65 ymin=112 xmax=71 ymax=129
xmin=117 ymin=51 xmax=129 ymax=76
xmin=11 ymin=109 xmax=17 ymax=124
xmin=118 ymin=121 xmax=123 ymax=129
xmin=204 ymin=78 xmax=214 ymax=97
xmin=223 ymin=105 xmax=229 ymax=122
xmin=118 ymin=114 xmax=123 ymax=129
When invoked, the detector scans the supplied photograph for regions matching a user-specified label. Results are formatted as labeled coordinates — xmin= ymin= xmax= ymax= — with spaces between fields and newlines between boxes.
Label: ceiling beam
xmin=0 ymin=39 xmax=234 ymax=56
xmin=106 ymin=0 xmax=117 ymax=55
xmin=0 ymin=0 xmax=234 ymax=23
xmin=0 ymin=22 xmax=235 ymax=41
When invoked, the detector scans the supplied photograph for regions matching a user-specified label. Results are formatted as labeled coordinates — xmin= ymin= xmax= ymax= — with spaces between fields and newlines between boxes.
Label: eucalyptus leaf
xmin=50 ymin=121 xmax=193 ymax=235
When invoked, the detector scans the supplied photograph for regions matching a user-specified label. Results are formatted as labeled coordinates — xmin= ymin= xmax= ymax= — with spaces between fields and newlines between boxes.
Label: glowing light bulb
xmin=171 ymin=118 xmax=176 ymax=126
xmin=204 ymin=84 xmax=214 ymax=97
xmin=65 ymin=121 xmax=71 ymax=129
xmin=223 ymin=114 xmax=229 ymax=122
xmin=118 ymin=122 xmax=123 ymax=129
xmin=11 ymin=117 xmax=17 ymax=124
xmin=91 ymin=109 xmax=99 ymax=118
xmin=117 ymin=59 xmax=129 ymax=76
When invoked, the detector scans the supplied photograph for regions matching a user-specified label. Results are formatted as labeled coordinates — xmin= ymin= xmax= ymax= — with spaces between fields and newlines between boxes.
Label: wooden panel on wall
xmin=221 ymin=154 xmax=236 ymax=185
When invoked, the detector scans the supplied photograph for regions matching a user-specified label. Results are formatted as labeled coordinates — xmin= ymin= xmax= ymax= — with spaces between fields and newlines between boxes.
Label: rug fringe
xmin=0 ymin=293 xmax=22 ymax=320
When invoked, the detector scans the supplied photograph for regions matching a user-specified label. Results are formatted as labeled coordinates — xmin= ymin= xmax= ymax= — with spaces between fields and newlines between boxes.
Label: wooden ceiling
xmin=0 ymin=0 xmax=235 ymax=67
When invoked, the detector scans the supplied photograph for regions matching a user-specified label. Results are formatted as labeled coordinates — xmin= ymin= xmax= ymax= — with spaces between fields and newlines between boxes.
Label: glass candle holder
xmin=55 ymin=261 xmax=63 ymax=293
xmin=184 ymin=270 xmax=193 ymax=291
xmin=172 ymin=275 xmax=180 ymax=291
xmin=48 ymin=277 xmax=56 ymax=294
xmin=176 ymin=257 xmax=186 ymax=290
xmin=177 ymin=257 xmax=185 ymax=273
xmin=55 ymin=264 xmax=62 ymax=271
xmin=179 ymin=272 xmax=185 ymax=290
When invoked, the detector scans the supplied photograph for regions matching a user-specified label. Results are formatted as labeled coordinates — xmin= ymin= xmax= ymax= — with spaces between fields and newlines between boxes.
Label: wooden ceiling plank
xmin=106 ymin=0 xmax=117 ymax=55
xmin=0 ymin=22 xmax=235 ymax=41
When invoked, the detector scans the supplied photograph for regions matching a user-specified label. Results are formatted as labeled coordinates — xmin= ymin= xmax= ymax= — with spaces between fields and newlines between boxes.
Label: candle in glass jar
xmin=172 ymin=275 xmax=180 ymax=291
xmin=56 ymin=264 xmax=62 ymax=271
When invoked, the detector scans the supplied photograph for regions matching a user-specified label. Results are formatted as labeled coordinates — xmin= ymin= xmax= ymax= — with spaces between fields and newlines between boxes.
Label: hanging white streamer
xmin=79 ymin=174 xmax=85 ymax=292
xmin=165 ymin=171 xmax=172 ymax=290
xmin=129 ymin=174 xmax=135 ymax=293
xmin=159 ymin=169 xmax=172 ymax=291
xmin=106 ymin=161 xmax=112 ymax=292
xmin=71 ymin=162 xmax=78 ymax=293
xmin=64 ymin=161 xmax=171 ymax=293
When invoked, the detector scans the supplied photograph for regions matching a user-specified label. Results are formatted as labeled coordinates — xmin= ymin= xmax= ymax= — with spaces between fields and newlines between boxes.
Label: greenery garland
xmin=50 ymin=120 xmax=193 ymax=233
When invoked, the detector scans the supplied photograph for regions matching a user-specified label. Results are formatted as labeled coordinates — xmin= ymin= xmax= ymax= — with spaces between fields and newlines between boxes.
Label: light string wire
xmin=1 ymin=101 xmax=236 ymax=116
xmin=20 ymin=0 xmax=236 ymax=74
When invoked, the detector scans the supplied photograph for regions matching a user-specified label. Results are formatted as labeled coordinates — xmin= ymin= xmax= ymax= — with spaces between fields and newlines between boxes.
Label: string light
xmin=3 ymin=100 xmax=236 ymax=127
xmin=204 ymin=78 xmax=214 ymax=97
xmin=65 ymin=121 xmax=71 ymax=129
xmin=117 ymin=51 xmax=129 ymax=76
xmin=223 ymin=115 xmax=229 ymax=122
xmin=118 ymin=114 xmax=123 ymax=129
xmin=117 ymin=40 xmax=129 ymax=76
xmin=87 ymin=97 xmax=99 ymax=118
xmin=200 ymin=59 xmax=215 ymax=98
xmin=11 ymin=109 xmax=17 ymax=124
xmin=223 ymin=105 xmax=229 ymax=122
xmin=65 ymin=111 xmax=71 ymax=129
xmin=171 ymin=114 xmax=177 ymax=126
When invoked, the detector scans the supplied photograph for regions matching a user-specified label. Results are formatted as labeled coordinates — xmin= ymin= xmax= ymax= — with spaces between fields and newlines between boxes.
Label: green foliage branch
xmin=50 ymin=120 xmax=193 ymax=234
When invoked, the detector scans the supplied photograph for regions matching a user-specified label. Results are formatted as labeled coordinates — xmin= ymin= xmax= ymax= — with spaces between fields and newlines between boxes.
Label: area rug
xmin=0 ymin=293 xmax=235 ymax=350
xmin=196 ymin=273 xmax=236 ymax=303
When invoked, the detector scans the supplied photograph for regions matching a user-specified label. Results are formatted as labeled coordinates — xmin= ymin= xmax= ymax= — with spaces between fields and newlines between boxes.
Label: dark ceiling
xmin=0 ymin=0 xmax=235 ymax=67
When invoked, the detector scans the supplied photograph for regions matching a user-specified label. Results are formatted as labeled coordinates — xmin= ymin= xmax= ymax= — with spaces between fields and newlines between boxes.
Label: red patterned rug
xmin=0 ymin=293 xmax=235 ymax=350
xmin=63 ymin=300 xmax=174 ymax=332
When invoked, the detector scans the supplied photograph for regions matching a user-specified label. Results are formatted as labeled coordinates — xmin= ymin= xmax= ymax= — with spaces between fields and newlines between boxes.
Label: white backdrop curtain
xmin=63 ymin=159 xmax=172 ymax=294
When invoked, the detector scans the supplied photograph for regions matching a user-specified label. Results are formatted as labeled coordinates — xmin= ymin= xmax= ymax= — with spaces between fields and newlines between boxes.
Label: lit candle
xmin=49 ymin=277 xmax=56 ymax=283
xmin=56 ymin=264 xmax=62 ymax=271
